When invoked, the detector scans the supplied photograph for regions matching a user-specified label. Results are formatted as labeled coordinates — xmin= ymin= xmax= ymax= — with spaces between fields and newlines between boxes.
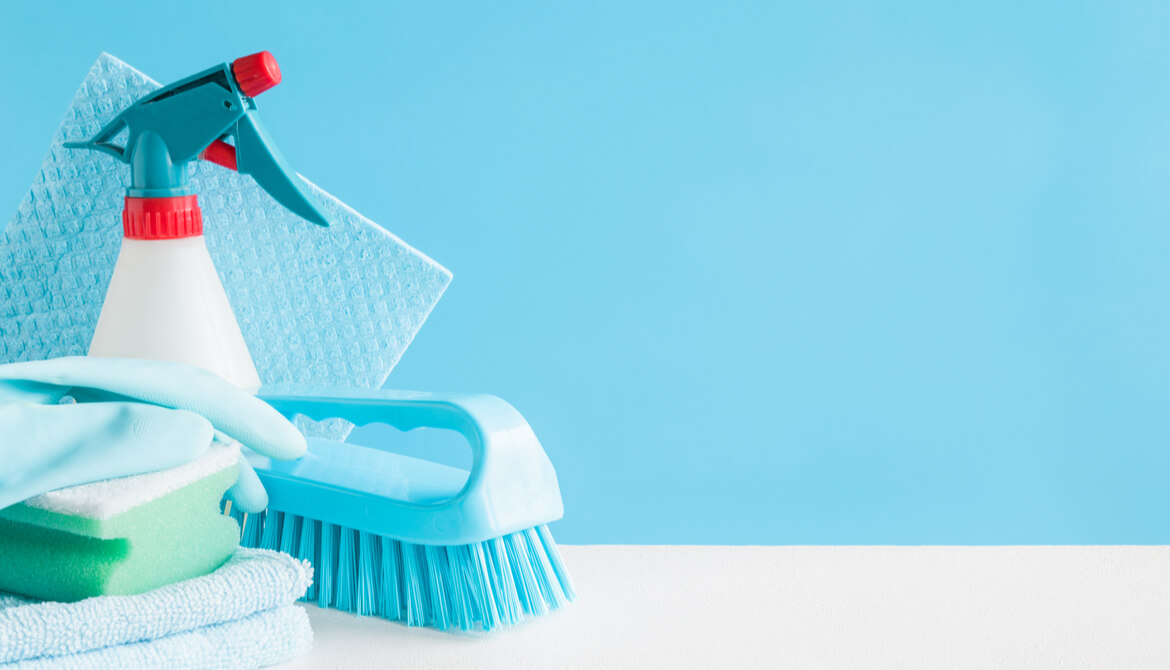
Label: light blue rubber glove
xmin=0 ymin=356 xmax=306 ymax=513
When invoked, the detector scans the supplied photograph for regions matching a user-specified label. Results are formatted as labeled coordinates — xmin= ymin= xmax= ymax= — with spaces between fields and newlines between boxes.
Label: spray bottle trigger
xmin=234 ymin=112 xmax=329 ymax=226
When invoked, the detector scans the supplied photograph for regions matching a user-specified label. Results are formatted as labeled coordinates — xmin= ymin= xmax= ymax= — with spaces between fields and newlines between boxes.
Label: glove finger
xmin=224 ymin=453 xmax=268 ymax=515
xmin=0 ymin=402 xmax=213 ymax=510
xmin=0 ymin=379 xmax=70 ymax=405
xmin=0 ymin=357 xmax=305 ymax=461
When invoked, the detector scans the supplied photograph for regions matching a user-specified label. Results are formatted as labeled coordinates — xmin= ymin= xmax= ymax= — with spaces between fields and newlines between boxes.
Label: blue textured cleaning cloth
xmin=0 ymin=53 xmax=451 ymax=394
xmin=0 ymin=548 xmax=313 ymax=669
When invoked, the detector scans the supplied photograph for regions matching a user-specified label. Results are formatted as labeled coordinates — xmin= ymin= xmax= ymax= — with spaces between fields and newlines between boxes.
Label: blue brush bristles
xmin=228 ymin=507 xmax=575 ymax=632
xmin=240 ymin=390 xmax=576 ymax=631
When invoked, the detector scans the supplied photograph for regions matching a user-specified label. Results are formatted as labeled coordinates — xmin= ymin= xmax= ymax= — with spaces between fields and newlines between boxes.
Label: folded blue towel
xmin=0 ymin=548 xmax=313 ymax=669
xmin=10 ymin=607 xmax=308 ymax=670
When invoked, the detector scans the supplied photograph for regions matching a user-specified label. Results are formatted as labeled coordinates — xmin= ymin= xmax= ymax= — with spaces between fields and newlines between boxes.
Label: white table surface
xmin=276 ymin=545 xmax=1170 ymax=669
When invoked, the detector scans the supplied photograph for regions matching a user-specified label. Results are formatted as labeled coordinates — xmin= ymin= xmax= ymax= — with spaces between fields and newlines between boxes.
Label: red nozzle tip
xmin=232 ymin=51 xmax=281 ymax=98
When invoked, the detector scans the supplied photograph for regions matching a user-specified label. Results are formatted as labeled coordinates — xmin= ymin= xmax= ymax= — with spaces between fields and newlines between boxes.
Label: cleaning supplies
xmin=0 ymin=548 xmax=312 ymax=669
xmin=63 ymin=51 xmax=330 ymax=389
xmin=0 ymin=442 xmax=241 ymax=602
xmin=4 ymin=56 xmax=571 ymax=637
xmin=231 ymin=389 xmax=575 ymax=631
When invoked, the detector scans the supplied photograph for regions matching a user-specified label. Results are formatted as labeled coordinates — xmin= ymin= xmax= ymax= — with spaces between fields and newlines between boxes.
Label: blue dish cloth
xmin=0 ymin=548 xmax=313 ymax=669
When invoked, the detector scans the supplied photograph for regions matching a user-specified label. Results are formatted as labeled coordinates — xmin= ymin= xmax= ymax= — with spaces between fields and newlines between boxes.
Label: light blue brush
xmin=228 ymin=389 xmax=575 ymax=632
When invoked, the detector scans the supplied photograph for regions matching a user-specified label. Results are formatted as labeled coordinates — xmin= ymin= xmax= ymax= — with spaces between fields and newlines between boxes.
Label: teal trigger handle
xmin=256 ymin=389 xmax=566 ymax=546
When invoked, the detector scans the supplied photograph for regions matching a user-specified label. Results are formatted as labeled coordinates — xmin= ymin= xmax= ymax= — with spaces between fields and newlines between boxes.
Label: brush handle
xmin=255 ymin=389 xmax=565 ymax=544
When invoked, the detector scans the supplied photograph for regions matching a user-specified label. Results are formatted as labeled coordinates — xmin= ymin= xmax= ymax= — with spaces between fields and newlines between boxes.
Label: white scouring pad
xmin=23 ymin=440 xmax=240 ymax=521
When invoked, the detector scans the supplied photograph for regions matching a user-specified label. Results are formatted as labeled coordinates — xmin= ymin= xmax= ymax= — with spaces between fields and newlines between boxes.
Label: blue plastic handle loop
xmin=256 ymin=389 xmax=565 ymax=546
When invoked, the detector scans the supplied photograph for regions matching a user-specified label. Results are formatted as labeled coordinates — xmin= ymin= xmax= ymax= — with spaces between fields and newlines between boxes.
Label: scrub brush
xmin=228 ymin=389 xmax=574 ymax=631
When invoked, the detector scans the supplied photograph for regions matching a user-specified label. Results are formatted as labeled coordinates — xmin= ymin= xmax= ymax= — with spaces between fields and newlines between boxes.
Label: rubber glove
xmin=0 ymin=356 xmax=306 ymax=513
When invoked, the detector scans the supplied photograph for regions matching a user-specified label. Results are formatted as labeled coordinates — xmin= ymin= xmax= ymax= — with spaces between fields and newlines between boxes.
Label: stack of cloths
xmin=0 ymin=549 xmax=312 ymax=669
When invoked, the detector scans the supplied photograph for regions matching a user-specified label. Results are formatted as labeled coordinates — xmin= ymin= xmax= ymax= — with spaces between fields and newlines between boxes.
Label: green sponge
xmin=0 ymin=442 xmax=241 ymax=602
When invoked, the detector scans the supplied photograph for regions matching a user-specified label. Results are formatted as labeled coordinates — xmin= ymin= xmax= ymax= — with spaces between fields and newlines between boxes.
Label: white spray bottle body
xmin=88 ymin=236 xmax=262 ymax=391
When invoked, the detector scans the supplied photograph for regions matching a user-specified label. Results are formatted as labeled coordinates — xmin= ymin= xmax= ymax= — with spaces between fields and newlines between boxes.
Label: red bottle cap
xmin=123 ymin=196 xmax=203 ymax=239
xmin=232 ymin=51 xmax=281 ymax=98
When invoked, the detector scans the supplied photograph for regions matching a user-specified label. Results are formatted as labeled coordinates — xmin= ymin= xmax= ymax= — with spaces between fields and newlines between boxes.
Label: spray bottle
xmin=66 ymin=51 xmax=328 ymax=389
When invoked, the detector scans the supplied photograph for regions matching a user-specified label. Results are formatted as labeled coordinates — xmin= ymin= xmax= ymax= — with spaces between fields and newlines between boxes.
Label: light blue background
xmin=3 ymin=2 xmax=1169 ymax=544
